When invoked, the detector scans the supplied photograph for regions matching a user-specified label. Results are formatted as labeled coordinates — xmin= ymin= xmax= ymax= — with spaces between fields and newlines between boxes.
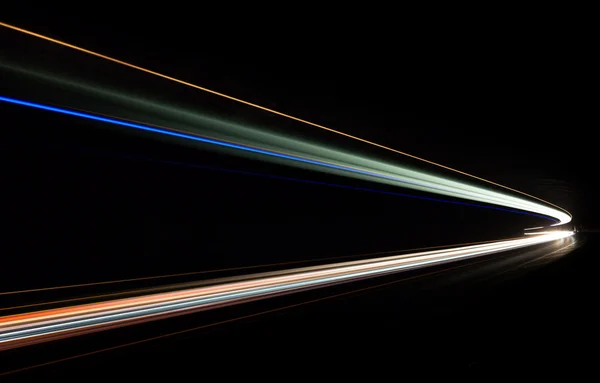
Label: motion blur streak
xmin=0 ymin=96 xmax=570 ymax=225
xmin=0 ymin=231 xmax=573 ymax=350
xmin=0 ymin=22 xmax=571 ymax=217
xmin=0 ymin=237 xmax=523 ymax=298
xmin=524 ymin=231 xmax=564 ymax=235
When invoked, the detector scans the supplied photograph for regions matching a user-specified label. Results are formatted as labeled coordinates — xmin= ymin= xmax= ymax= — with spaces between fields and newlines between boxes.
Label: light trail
xmin=0 ymin=96 xmax=570 ymax=224
xmin=0 ymin=22 xmax=577 ymax=356
xmin=0 ymin=231 xmax=573 ymax=350
xmin=0 ymin=255 xmax=517 ymax=377
xmin=0 ymin=236 xmax=523 ymax=299
xmin=55 ymin=145 xmax=564 ymax=222
xmin=0 ymin=21 xmax=572 ymax=221
xmin=524 ymin=231 xmax=563 ymax=235
xmin=0 ymin=61 xmax=563 ymax=226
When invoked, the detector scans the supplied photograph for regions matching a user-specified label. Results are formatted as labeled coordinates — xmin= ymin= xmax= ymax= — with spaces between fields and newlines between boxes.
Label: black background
xmin=1 ymin=8 xmax=598 ymax=377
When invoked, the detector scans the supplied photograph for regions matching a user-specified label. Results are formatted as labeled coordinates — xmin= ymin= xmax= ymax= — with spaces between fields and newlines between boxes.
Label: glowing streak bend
xmin=0 ymin=21 xmax=571 ymax=220
xmin=0 ymin=231 xmax=574 ymax=350
xmin=0 ymin=96 xmax=571 ymax=225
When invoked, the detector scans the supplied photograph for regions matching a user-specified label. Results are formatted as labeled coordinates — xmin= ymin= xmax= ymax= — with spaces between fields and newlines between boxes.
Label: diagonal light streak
xmin=0 ymin=21 xmax=572 ymax=220
xmin=0 ymin=231 xmax=574 ymax=350
xmin=0 ymin=96 xmax=570 ymax=224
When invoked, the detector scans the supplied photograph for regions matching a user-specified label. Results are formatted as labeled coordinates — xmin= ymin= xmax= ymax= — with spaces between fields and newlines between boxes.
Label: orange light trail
xmin=0 ymin=255 xmax=502 ymax=377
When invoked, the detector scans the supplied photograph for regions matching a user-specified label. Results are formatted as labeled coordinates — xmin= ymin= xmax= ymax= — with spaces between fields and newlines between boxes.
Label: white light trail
xmin=0 ymin=231 xmax=573 ymax=351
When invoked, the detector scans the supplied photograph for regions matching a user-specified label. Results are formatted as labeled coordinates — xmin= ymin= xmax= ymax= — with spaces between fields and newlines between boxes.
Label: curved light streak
xmin=71 ymin=149 xmax=562 ymax=222
xmin=0 ymin=21 xmax=571 ymax=221
xmin=0 ymin=64 xmax=562 ymax=221
xmin=0 ymin=96 xmax=570 ymax=225
xmin=0 ymin=22 xmax=577 ymax=355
